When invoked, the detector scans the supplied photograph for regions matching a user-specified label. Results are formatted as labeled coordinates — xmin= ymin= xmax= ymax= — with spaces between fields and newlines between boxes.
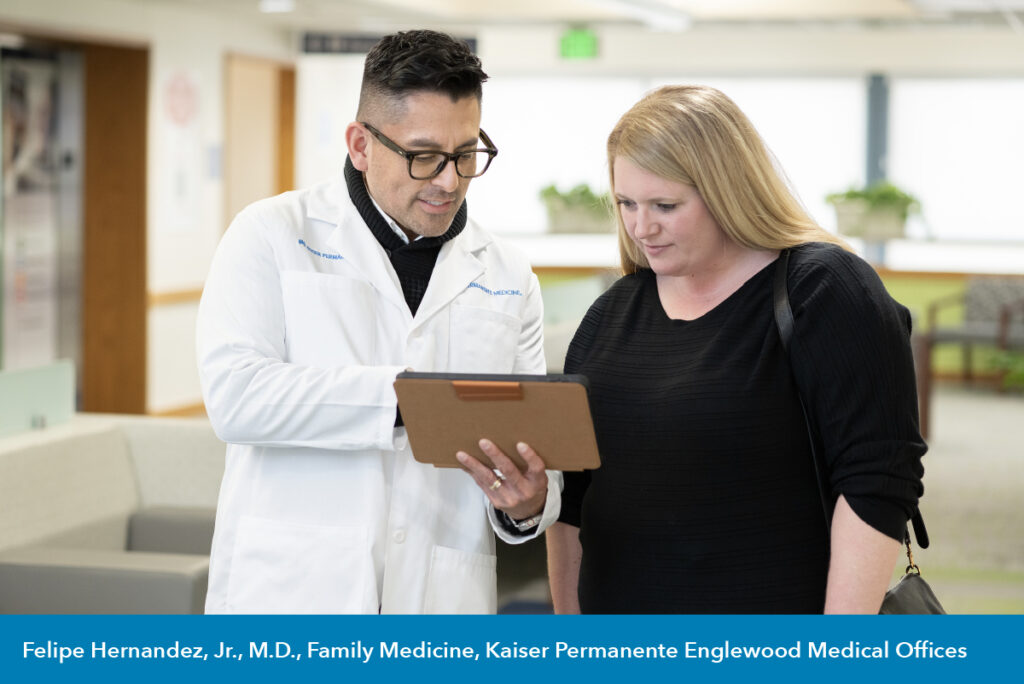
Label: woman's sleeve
xmin=556 ymin=293 xmax=607 ymax=527
xmin=788 ymin=246 xmax=926 ymax=541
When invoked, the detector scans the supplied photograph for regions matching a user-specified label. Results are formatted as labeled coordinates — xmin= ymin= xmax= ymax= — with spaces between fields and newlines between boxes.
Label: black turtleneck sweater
xmin=344 ymin=157 xmax=465 ymax=317
xmin=344 ymin=157 xmax=468 ymax=427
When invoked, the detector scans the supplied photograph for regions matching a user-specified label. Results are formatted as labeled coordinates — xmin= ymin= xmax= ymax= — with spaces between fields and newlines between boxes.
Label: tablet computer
xmin=393 ymin=371 xmax=600 ymax=471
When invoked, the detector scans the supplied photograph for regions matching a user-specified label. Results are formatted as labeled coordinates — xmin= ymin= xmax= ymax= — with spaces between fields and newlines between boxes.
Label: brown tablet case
xmin=393 ymin=372 xmax=600 ymax=471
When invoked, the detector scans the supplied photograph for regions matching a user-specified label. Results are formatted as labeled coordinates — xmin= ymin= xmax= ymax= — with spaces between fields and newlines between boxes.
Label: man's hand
xmin=456 ymin=439 xmax=548 ymax=521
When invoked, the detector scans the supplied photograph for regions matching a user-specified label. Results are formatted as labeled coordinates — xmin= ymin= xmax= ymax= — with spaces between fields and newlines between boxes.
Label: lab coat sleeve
xmin=489 ymin=268 xmax=563 ymax=542
xmin=488 ymin=470 xmax=564 ymax=544
xmin=196 ymin=206 xmax=404 ymax=451
xmin=511 ymin=272 xmax=547 ymax=375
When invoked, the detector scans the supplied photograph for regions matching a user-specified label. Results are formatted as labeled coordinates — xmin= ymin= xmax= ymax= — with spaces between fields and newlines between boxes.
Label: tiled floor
xmin=913 ymin=384 xmax=1024 ymax=613
xmin=497 ymin=383 xmax=1024 ymax=614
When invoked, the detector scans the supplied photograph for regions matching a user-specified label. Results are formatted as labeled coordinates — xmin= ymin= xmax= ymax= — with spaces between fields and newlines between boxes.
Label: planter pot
xmin=832 ymin=198 xmax=906 ymax=240
xmin=544 ymin=202 xmax=614 ymax=234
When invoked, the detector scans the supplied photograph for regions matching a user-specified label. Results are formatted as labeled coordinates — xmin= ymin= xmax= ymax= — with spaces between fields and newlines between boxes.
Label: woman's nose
xmin=633 ymin=208 xmax=656 ymax=238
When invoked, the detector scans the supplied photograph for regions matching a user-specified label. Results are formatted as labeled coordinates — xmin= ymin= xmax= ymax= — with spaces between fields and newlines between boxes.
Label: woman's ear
xmin=345 ymin=122 xmax=370 ymax=171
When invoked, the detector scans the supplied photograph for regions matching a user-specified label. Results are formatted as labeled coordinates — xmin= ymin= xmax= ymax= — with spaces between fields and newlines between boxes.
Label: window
xmin=472 ymin=75 xmax=866 ymax=235
xmin=470 ymin=77 xmax=645 ymax=233
xmin=890 ymin=78 xmax=1024 ymax=241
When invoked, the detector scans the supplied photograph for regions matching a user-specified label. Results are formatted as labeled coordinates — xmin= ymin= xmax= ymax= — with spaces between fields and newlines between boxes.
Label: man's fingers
xmin=515 ymin=442 xmax=548 ymax=478
xmin=461 ymin=441 xmax=547 ymax=518
xmin=478 ymin=438 xmax=546 ymax=477
xmin=478 ymin=439 xmax=538 ymax=491
xmin=478 ymin=438 xmax=516 ymax=470
xmin=456 ymin=451 xmax=506 ymax=494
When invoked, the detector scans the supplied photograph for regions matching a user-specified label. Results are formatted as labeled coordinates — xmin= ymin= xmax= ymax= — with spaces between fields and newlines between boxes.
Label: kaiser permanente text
xmin=23 ymin=640 xmax=967 ymax=664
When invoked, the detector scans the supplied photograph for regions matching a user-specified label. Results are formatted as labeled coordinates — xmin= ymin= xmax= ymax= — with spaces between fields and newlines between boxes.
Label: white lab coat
xmin=197 ymin=175 xmax=562 ymax=614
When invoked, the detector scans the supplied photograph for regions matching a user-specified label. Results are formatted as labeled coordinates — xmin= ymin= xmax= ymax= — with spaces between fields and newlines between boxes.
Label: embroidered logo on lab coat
xmin=298 ymin=239 xmax=343 ymax=261
xmin=467 ymin=282 xmax=523 ymax=296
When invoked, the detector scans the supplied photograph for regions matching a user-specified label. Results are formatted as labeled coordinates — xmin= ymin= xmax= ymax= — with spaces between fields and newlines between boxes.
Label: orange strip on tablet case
xmin=451 ymin=381 xmax=523 ymax=401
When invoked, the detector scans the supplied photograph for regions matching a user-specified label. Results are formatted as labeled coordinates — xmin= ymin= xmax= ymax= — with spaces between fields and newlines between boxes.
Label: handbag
xmin=772 ymin=247 xmax=946 ymax=615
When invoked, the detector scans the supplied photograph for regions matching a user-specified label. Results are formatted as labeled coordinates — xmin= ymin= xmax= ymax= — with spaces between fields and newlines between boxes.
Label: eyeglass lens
xmin=409 ymin=151 xmax=491 ymax=179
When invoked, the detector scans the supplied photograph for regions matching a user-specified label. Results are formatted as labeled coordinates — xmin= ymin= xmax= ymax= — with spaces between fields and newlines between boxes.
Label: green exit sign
xmin=560 ymin=28 xmax=598 ymax=59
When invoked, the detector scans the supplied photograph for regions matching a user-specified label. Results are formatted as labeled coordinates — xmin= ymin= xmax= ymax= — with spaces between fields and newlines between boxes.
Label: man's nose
xmin=431 ymin=159 xmax=460 ymax=192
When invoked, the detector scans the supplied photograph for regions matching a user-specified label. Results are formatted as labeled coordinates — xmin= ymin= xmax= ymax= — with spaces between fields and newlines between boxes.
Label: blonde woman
xmin=546 ymin=85 xmax=926 ymax=614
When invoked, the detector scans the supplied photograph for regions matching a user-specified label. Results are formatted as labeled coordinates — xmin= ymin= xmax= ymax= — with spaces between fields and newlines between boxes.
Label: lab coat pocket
xmin=449 ymin=304 xmax=521 ymax=373
xmin=280 ymin=271 xmax=377 ymax=366
xmin=227 ymin=516 xmax=377 ymax=614
xmin=423 ymin=544 xmax=497 ymax=614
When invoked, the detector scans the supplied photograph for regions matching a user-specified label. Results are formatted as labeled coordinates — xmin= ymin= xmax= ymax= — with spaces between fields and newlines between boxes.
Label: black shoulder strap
xmin=771 ymin=247 xmax=929 ymax=548
xmin=773 ymin=249 xmax=833 ymax=542
xmin=772 ymin=249 xmax=797 ymax=356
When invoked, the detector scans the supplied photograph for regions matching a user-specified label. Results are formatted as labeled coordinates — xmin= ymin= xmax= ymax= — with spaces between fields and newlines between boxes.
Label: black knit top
xmin=343 ymin=156 xmax=466 ymax=428
xmin=343 ymin=156 xmax=465 ymax=316
xmin=559 ymin=243 xmax=926 ymax=614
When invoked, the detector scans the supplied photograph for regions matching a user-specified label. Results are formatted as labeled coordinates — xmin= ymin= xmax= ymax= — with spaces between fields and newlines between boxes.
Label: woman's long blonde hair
xmin=607 ymin=85 xmax=847 ymax=275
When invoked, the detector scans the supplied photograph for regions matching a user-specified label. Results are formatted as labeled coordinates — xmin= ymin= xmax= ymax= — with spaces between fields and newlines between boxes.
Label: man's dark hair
xmin=358 ymin=30 xmax=488 ymax=120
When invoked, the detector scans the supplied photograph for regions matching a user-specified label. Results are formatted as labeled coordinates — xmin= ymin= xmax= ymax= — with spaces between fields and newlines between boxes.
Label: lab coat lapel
xmin=413 ymin=222 xmax=489 ymax=327
xmin=313 ymin=179 xmax=411 ymax=320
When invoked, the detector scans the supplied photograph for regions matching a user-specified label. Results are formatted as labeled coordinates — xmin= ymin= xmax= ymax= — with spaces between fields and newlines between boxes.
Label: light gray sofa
xmin=0 ymin=414 xmax=224 ymax=614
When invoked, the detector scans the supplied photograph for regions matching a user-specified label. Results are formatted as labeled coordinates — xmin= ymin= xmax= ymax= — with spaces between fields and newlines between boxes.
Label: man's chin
xmin=408 ymin=213 xmax=457 ymax=238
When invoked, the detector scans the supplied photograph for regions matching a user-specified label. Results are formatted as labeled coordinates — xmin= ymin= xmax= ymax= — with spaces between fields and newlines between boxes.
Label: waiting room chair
xmin=916 ymin=276 xmax=1024 ymax=438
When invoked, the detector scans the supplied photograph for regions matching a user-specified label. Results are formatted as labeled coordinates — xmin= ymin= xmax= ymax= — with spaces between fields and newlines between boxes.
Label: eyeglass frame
xmin=359 ymin=121 xmax=498 ymax=180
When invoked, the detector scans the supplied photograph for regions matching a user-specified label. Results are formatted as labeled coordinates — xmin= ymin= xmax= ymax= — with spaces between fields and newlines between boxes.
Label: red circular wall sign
xmin=165 ymin=72 xmax=198 ymax=127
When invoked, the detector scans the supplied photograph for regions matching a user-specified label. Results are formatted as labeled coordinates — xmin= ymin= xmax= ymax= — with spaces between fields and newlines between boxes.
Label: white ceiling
xmin=132 ymin=0 xmax=1024 ymax=33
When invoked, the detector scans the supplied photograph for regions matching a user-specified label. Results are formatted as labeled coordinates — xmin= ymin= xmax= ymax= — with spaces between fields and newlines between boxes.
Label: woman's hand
xmin=456 ymin=439 xmax=548 ymax=521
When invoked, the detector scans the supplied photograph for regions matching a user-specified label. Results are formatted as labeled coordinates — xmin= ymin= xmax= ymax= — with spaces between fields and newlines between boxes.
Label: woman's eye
xmin=616 ymin=199 xmax=635 ymax=209
xmin=656 ymin=203 xmax=677 ymax=211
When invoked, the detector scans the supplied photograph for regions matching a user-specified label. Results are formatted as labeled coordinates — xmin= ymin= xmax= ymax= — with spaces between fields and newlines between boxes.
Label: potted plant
xmin=540 ymin=183 xmax=613 ymax=234
xmin=826 ymin=181 xmax=920 ymax=240
xmin=993 ymin=351 xmax=1024 ymax=391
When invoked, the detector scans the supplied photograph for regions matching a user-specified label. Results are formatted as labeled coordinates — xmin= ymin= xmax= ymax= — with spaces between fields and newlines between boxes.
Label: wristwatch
xmin=505 ymin=511 xmax=543 ymax=532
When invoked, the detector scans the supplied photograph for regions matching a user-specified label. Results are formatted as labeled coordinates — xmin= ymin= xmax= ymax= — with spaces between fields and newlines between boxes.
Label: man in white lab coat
xmin=197 ymin=30 xmax=561 ymax=614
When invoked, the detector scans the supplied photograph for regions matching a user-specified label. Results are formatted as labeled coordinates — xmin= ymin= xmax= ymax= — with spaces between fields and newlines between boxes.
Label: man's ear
xmin=345 ymin=122 xmax=370 ymax=171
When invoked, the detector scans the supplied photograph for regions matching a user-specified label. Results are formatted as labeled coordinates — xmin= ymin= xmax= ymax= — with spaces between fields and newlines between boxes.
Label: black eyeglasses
xmin=360 ymin=122 xmax=498 ymax=180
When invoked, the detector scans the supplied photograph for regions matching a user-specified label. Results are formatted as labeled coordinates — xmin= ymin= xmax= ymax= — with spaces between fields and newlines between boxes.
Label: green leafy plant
xmin=992 ymin=351 xmax=1024 ymax=390
xmin=540 ymin=183 xmax=610 ymax=212
xmin=540 ymin=183 xmax=613 ymax=234
xmin=826 ymin=181 xmax=921 ymax=222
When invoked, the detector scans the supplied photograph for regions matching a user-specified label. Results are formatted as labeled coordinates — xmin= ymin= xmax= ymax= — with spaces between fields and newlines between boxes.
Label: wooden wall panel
xmin=276 ymin=66 xmax=295 ymax=194
xmin=224 ymin=55 xmax=277 ymax=225
xmin=81 ymin=43 xmax=148 ymax=413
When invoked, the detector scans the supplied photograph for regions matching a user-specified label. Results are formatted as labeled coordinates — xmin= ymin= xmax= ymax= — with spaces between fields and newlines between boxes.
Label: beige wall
xmin=5 ymin=1 xmax=1024 ymax=412
xmin=225 ymin=56 xmax=281 ymax=226
xmin=0 ymin=0 xmax=293 ymax=414
xmin=480 ymin=25 xmax=1024 ymax=77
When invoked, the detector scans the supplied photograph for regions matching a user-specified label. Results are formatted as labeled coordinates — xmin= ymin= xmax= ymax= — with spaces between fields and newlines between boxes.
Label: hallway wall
xmin=5 ymin=2 xmax=1024 ymax=412
xmin=0 ymin=0 xmax=292 ymax=413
